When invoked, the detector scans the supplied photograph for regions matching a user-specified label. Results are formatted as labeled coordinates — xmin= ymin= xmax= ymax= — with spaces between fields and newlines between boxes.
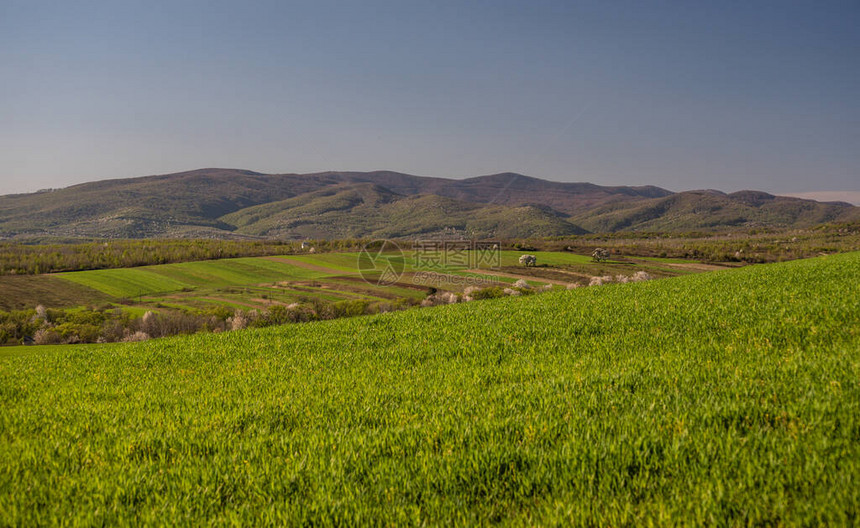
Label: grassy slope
xmin=2 ymin=254 xmax=859 ymax=524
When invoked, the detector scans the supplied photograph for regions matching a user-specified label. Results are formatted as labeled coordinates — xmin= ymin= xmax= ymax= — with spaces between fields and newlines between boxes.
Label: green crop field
xmin=34 ymin=250 xmax=694 ymax=315
xmin=1 ymin=252 xmax=858 ymax=525
xmin=57 ymin=257 xmax=332 ymax=298
xmin=0 ymin=274 xmax=110 ymax=311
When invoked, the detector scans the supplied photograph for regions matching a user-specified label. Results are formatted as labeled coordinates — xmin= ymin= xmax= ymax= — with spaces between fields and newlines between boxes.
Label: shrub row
xmin=0 ymin=296 xmax=422 ymax=346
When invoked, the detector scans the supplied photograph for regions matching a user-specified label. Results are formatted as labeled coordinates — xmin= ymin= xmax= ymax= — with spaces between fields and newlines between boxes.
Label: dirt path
xmin=261 ymin=256 xmax=353 ymax=275
xmin=464 ymin=269 xmax=579 ymax=286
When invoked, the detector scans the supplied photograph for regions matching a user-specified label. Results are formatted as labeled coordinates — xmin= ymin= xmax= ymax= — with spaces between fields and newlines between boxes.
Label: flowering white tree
xmin=589 ymin=275 xmax=613 ymax=286
xmin=591 ymin=248 xmax=610 ymax=262
xmin=513 ymin=279 xmax=531 ymax=289
xmin=631 ymin=271 xmax=652 ymax=282
xmin=519 ymin=254 xmax=537 ymax=267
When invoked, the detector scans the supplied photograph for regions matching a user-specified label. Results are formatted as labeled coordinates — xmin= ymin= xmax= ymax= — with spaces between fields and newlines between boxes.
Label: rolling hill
xmin=0 ymin=168 xmax=856 ymax=239
xmin=2 ymin=253 xmax=858 ymax=524
xmin=220 ymin=183 xmax=586 ymax=239
xmin=569 ymin=189 xmax=860 ymax=232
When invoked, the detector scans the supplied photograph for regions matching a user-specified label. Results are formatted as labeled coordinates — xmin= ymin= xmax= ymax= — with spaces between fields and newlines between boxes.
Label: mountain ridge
xmin=0 ymin=168 xmax=856 ymax=239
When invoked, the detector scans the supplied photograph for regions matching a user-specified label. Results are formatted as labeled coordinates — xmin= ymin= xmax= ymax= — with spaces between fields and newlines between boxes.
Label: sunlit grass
xmin=1 ymin=253 xmax=857 ymax=524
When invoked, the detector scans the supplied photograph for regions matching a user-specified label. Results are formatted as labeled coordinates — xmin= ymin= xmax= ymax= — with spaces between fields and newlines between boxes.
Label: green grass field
xmin=33 ymin=250 xmax=695 ymax=315
xmin=57 ymin=257 xmax=332 ymax=298
xmin=51 ymin=255 xmax=395 ymax=312
xmin=1 ymin=252 xmax=858 ymax=524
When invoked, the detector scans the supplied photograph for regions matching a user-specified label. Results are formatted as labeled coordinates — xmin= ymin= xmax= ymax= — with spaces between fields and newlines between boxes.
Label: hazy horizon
xmin=2 ymin=1 xmax=858 ymax=197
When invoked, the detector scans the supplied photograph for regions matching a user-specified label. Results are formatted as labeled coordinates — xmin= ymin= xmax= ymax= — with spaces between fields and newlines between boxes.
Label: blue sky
xmin=1 ymin=0 xmax=858 ymax=197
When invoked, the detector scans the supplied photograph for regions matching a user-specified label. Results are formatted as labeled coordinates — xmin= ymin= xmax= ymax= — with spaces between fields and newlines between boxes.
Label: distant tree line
xmin=1 ymin=221 xmax=857 ymax=278
xmin=0 ymin=239 xmax=368 ymax=276
xmin=533 ymin=222 xmax=860 ymax=263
